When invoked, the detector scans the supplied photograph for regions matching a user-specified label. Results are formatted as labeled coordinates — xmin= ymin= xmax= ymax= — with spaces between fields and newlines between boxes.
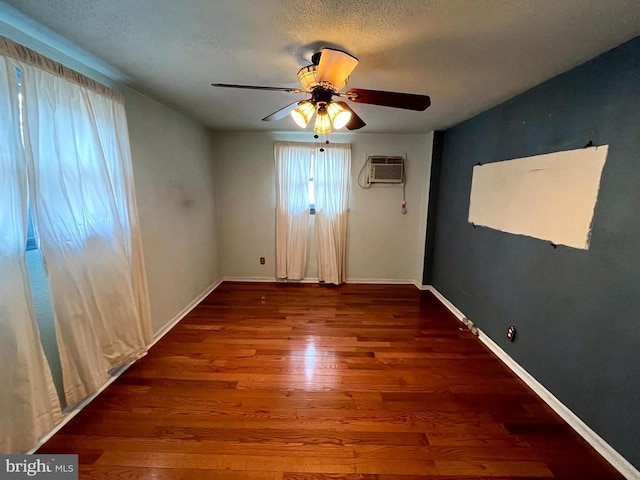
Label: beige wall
xmin=125 ymin=88 xmax=220 ymax=333
xmin=213 ymin=131 xmax=433 ymax=284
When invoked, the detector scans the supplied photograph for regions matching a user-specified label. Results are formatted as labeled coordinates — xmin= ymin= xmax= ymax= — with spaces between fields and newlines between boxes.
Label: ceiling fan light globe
xmin=316 ymin=48 xmax=359 ymax=92
xmin=327 ymin=102 xmax=352 ymax=129
xmin=291 ymin=110 xmax=307 ymax=128
xmin=297 ymin=65 xmax=319 ymax=91
xmin=333 ymin=110 xmax=352 ymax=129
xmin=314 ymin=111 xmax=332 ymax=134
xmin=290 ymin=101 xmax=315 ymax=128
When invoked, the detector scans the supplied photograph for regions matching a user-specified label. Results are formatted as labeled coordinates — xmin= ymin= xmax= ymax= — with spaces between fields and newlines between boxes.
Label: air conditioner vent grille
xmin=369 ymin=156 xmax=404 ymax=183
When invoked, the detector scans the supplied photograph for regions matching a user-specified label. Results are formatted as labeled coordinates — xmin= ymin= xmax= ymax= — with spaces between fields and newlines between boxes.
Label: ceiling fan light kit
xmin=314 ymin=107 xmax=332 ymax=134
xmin=212 ymin=47 xmax=431 ymax=135
xmin=297 ymin=65 xmax=320 ymax=91
xmin=291 ymin=100 xmax=315 ymax=128
xmin=291 ymin=98 xmax=352 ymax=133
xmin=326 ymin=102 xmax=351 ymax=129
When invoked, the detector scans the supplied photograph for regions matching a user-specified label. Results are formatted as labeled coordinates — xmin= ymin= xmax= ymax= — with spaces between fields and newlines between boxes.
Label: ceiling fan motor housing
xmin=311 ymin=51 xmax=322 ymax=66
xmin=311 ymin=86 xmax=335 ymax=107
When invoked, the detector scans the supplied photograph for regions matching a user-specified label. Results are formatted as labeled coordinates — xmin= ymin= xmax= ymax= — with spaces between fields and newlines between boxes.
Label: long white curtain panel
xmin=275 ymin=142 xmax=351 ymax=284
xmin=19 ymin=60 xmax=152 ymax=406
xmin=275 ymin=142 xmax=313 ymax=280
xmin=0 ymin=54 xmax=61 ymax=454
xmin=314 ymin=144 xmax=351 ymax=285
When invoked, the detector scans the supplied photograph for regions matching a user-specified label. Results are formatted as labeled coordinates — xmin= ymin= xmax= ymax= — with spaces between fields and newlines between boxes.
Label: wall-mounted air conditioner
xmin=369 ymin=156 xmax=404 ymax=183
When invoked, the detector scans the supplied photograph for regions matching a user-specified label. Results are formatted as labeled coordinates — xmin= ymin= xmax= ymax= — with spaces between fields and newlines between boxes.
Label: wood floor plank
xmin=283 ymin=475 xmax=377 ymax=480
xmin=94 ymin=450 xmax=388 ymax=474
xmin=152 ymin=427 xmax=429 ymax=447
xmin=79 ymin=466 xmax=282 ymax=480
xmin=434 ymin=460 xmax=554 ymax=477
xmin=38 ymin=282 xmax=623 ymax=479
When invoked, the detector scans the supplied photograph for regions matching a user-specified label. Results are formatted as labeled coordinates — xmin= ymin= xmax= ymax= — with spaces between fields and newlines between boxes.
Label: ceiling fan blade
xmin=262 ymin=101 xmax=301 ymax=121
xmin=346 ymin=88 xmax=431 ymax=111
xmin=335 ymin=101 xmax=366 ymax=130
xmin=316 ymin=49 xmax=359 ymax=89
xmin=212 ymin=83 xmax=305 ymax=93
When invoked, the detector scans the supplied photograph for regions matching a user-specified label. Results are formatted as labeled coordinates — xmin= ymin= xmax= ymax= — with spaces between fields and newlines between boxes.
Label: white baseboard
xmin=150 ymin=277 xmax=223 ymax=346
xmin=424 ymin=285 xmax=466 ymax=320
xmin=346 ymin=278 xmax=416 ymax=285
xmin=223 ymin=276 xmax=419 ymax=286
xmin=426 ymin=285 xmax=639 ymax=480
xmin=223 ymin=276 xmax=322 ymax=284
xmin=223 ymin=276 xmax=279 ymax=283
xmin=28 ymin=278 xmax=224 ymax=454
xmin=478 ymin=330 xmax=639 ymax=480
xmin=27 ymin=362 xmax=134 ymax=454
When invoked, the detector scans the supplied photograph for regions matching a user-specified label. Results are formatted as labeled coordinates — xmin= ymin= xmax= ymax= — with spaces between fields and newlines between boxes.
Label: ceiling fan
xmin=212 ymin=48 xmax=431 ymax=134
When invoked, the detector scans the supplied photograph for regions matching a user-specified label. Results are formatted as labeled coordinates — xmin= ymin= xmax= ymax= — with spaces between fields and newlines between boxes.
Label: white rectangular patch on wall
xmin=468 ymin=146 xmax=608 ymax=250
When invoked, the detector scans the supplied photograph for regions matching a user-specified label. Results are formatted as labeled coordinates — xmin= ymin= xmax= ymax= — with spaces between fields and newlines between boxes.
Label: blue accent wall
xmin=430 ymin=36 xmax=640 ymax=468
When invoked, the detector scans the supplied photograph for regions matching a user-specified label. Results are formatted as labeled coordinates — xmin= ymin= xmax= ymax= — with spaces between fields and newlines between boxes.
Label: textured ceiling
xmin=4 ymin=0 xmax=640 ymax=133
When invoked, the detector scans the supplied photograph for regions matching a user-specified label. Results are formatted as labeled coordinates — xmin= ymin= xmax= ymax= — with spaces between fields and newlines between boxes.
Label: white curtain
xmin=19 ymin=63 xmax=152 ymax=406
xmin=315 ymin=144 xmax=351 ymax=285
xmin=275 ymin=142 xmax=314 ymax=280
xmin=0 ymin=55 xmax=61 ymax=453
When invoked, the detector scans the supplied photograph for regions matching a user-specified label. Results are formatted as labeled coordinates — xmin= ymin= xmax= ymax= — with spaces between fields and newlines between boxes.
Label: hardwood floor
xmin=39 ymin=282 xmax=623 ymax=479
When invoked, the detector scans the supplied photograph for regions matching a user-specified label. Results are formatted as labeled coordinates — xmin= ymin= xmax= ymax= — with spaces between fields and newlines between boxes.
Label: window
xmin=17 ymin=67 xmax=37 ymax=251
xmin=26 ymin=209 xmax=37 ymax=251
xmin=12 ymin=67 xmax=35 ymax=251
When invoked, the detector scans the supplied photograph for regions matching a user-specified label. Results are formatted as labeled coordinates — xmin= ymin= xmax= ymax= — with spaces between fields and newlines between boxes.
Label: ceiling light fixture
xmin=213 ymin=47 xmax=432 ymax=134
xmin=290 ymin=100 xmax=353 ymax=134
xmin=297 ymin=65 xmax=319 ymax=91
xmin=313 ymin=106 xmax=331 ymax=134
xmin=326 ymin=102 xmax=352 ymax=130
xmin=291 ymin=100 xmax=315 ymax=128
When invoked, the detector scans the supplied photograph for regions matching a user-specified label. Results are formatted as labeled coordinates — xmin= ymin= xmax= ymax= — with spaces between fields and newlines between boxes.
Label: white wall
xmin=125 ymin=88 xmax=220 ymax=333
xmin=213 ymin=131 xmax=433 ymax=284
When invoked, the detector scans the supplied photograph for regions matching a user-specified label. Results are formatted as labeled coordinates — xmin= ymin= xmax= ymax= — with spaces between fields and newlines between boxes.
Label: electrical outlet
xmin=507 ymin=325 xmax=516 ymax=342
xmin=260 ymin=257 xmax=265 ymax=265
